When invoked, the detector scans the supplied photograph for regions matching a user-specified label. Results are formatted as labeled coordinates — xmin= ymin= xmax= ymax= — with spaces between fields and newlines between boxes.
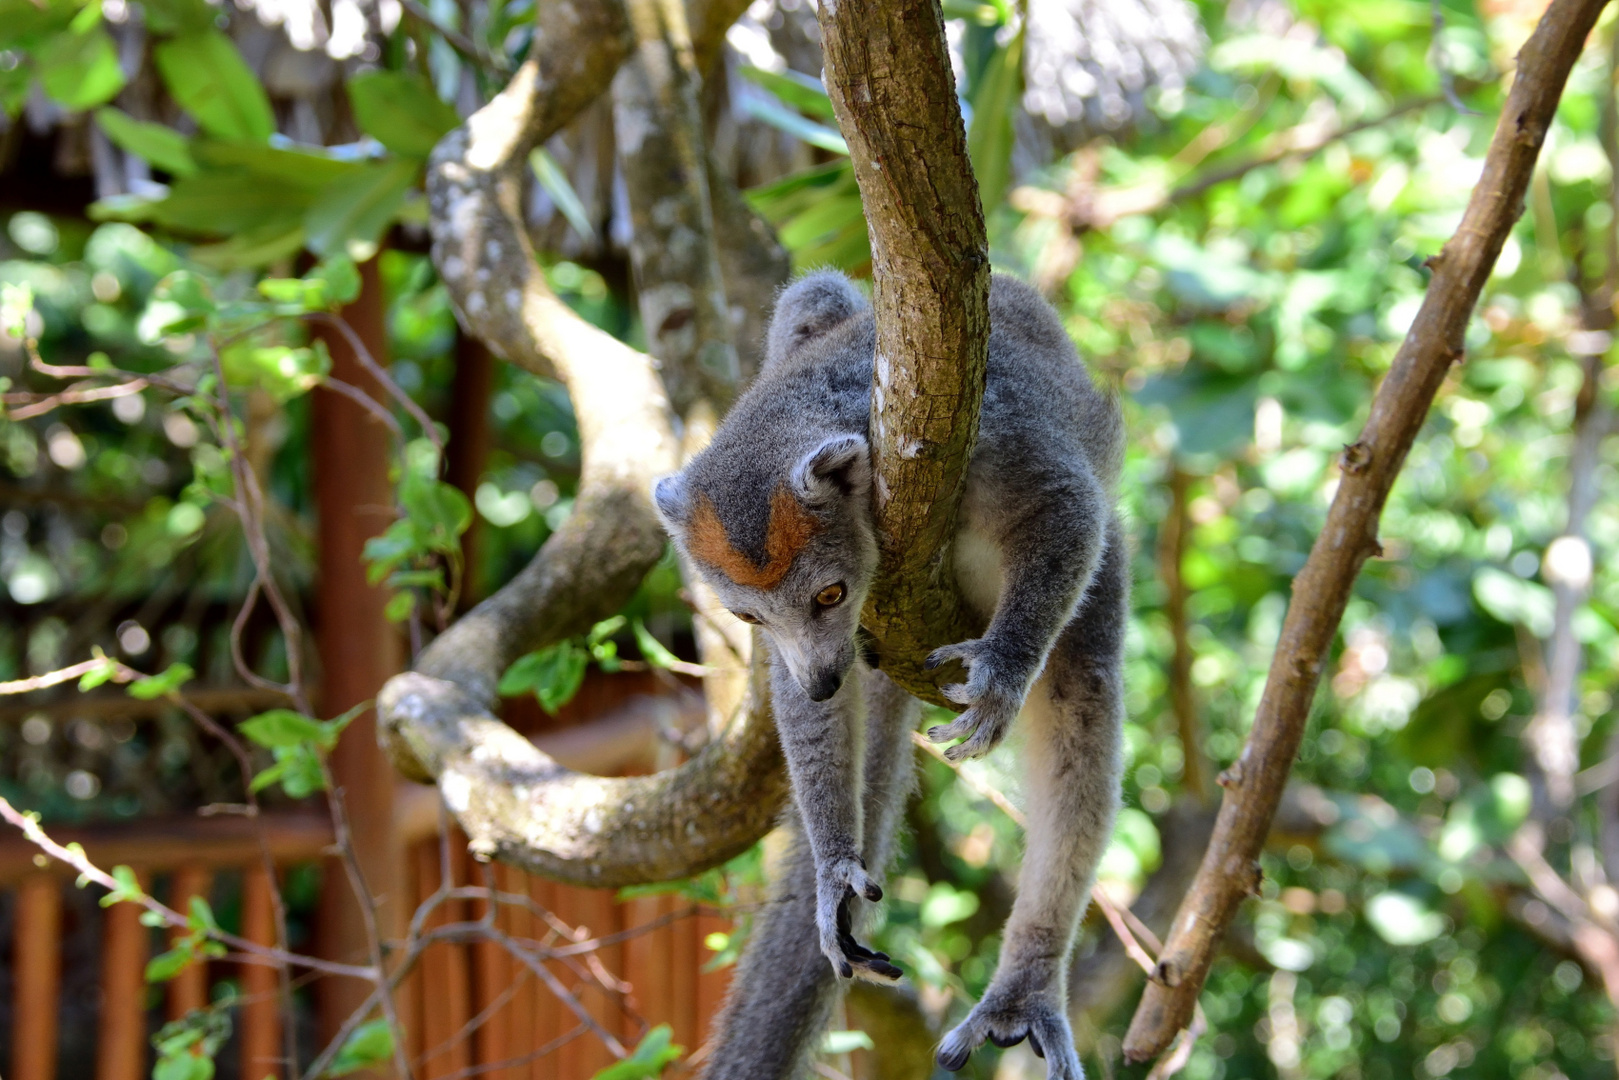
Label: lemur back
xmin=657 ymin=271 xmax=1126 ymax=1080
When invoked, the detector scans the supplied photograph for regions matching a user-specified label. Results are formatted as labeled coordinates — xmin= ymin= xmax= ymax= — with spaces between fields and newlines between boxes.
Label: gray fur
xmin=659 ymin=271 xmax=1126 ymax=1079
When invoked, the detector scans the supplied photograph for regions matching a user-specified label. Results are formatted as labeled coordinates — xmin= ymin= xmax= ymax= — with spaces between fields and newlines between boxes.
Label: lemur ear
xmin=765 ymin=272 xmax=869 ymax=369
xmin=652 ymin=475 xmax=687 ymax=528
xmin=792 ymin=434 xmax=871 ymax=506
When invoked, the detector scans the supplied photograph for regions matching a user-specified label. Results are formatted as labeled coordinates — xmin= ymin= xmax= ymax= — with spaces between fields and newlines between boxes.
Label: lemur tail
xmin=701 ymin=669 xmax=919 ymax=1079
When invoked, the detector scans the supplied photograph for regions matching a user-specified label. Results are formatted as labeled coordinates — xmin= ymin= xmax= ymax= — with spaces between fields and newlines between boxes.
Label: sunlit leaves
xmin=95 ymin=108 xmax=197 ymax=177
xmin=151 ymin=1004 xmax=231 ymax=1080
xmin=499 ymin=640 xmax=589 ymax=715
xmin=325 ymin=1018 xmax=395 ymax=1077
xmin=589 ymin=1026 xmax=682 ymax=1080
xmin=154 ymin=31 xmax=275 ymax=141
xmin=240 ymin=704 xmax=363 ymax=798
xmin=35 ymin=25 xmax=125 ymax=109
xmin=347 ymin=70 xmax=461 ymax=158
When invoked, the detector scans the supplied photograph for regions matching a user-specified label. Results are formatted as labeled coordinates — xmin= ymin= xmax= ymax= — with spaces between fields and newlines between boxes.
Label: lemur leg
xmin=768 ymin=650 xmax=904 ymax=980
xmin=927 ymin=459 xmax=1110 ymax=761
xmin=703 ymin=668 xmax=919 ymax=1080
xmin=938 ymin=515 xmax=1127 ymax=1079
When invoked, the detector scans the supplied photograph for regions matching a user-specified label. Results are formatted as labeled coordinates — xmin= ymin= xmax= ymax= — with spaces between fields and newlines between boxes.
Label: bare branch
xmin=1123 ymin=0 xmax=1612 ymax=1060
xmin=380 ymin=651 xmax=788 ymax=887
xmin=817 ymin=0 xmax=991 ymax=704
xmin=614 ymin=0 xmax=740 ymax=413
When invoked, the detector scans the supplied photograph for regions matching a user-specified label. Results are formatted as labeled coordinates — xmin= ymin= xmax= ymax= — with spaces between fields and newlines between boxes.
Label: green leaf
xmin=326 ymin=1018 xmax=395 ymax=1077
xmin=399 ymin=475 xmax=474 ymax=545
xmin=347 ymin=71 xmax=461 ymax=158
xmin=189 ymin=215 xmax=307 ymax=271
xmin=590 ymin=1025 xmax=682 ymax=1080
xmin=154 ymin=31 xmax=275 ymax=141
xmin=304 ymin=157 xmax=419 ymax=260
xmin=738 ymin=92 xmax=848 ymax=155
xmin=498 ymin=642 xmax=588 ymax=715
xmin=128 ymin=662 xmax=194 ymax=700
xmin=94 ymin=107 xmax=196 ymax=176
xmin=238 ymin=709 xmax=325 ymax=749
xmin=77 ymin=655 xmax=121 ymax=691
xmin=146 ymin=945 xmax=194 ymax=983
xmin=148 ymin=173 xmax=313 ymax=235
xmin=530 ymin=147 xmax=596 ymax=242
xmin=191 ymin=141 xmax=363 ymax=195
xmin=153 ymin=1052 xmax=213 ymax=1080
xmin=632 ymin=619 xmax=680 ymax=670
xmin=187 ymin=896 xmax=219 ymax=933
xmin=100 ymin=864 xmax=144 ymax=907
xmin=36 ymin=27 xmax=126 ymax=110
xmin=965 ymin=26 xmax=1022 ymax=212
xmin=155 ymin=271 xmax=216 ymax=317
xmin=384 ymin=590 xmax=416 ymax=623
xmin=220 ymin=341 xmax=330 ymax=402
xmin=736 ymin=66 xmax=837 ymax=120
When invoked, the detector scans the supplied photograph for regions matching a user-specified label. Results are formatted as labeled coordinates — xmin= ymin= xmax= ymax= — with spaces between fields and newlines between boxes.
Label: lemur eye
xmin=815 ymin=583 xmax=846 ymax=608
xmin=732 ymin=611 xmax=762 ymax=625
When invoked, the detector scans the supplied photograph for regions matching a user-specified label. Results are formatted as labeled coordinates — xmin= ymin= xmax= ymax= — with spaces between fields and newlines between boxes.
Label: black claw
xmin=838 ymin=960 xmax=853 ymax=979
xmin=871 ymin=949 xmax=890 ymax=962
xmin=1029 ymin=1031 xmax=1045 ymax=1059
xmin=937 ymin=1045 xmax=971 ymax=1072
xmin=924 ymin=653 xmax=943 ymax=670
xmin=863 ymin=882 xmax=883 ymax=902
xmin=990 ymin=1031 xmax=1027 ymax=1049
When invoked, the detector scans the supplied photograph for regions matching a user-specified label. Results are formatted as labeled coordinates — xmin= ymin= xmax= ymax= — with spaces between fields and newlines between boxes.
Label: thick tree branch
xmin=818 ymin=0 xmax=991 ymax=704
xmin=383 ymin=0 xmax=794 ymax=887
xmin=614 ymin=0 xmax=740 ymax=413
xmin=1123 ymin=0 xmax=1613 ymax=1060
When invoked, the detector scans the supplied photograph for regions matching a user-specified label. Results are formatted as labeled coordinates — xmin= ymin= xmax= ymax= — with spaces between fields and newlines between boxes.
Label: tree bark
xmin=1123 ymin=0 xmax=1614 ymax=1060
xmin=818 ymin=0 xmax=991 ymax=705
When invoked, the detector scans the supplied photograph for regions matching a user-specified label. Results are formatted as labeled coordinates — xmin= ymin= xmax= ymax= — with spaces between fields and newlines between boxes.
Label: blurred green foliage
xmin=5 ymin=0 xmax=1619 ymax=1077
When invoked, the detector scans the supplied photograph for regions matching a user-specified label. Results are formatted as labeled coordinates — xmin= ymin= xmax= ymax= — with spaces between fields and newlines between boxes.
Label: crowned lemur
xmin=654 ymin=271 xmax=1126 ymax=1079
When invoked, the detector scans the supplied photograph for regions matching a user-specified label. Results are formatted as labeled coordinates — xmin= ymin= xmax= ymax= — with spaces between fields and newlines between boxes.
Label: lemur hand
xmin=924 ymin=637 xmax=1029 ymax=761
xmin=817 ymin=856 xmax=902 ymax=981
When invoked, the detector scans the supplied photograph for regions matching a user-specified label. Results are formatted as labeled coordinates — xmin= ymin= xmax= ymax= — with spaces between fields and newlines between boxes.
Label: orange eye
xmin=733 ymin=611 xmax=762 ymax=624
xmin=815 ymin=583 xmax=846 ymax=608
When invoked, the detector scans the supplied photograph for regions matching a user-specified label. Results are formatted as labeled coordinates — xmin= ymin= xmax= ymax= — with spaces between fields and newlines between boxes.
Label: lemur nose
xmin=805 ymin=670 xmax=844 ymax=702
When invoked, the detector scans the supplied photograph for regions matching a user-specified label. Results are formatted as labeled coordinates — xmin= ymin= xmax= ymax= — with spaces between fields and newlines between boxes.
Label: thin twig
xmin=1123 ymin=0 xmax=1612 ymax=1060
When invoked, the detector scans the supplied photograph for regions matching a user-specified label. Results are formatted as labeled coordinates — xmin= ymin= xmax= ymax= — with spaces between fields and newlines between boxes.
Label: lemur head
xmin=654 ymin=272 xmax=877 ymax=702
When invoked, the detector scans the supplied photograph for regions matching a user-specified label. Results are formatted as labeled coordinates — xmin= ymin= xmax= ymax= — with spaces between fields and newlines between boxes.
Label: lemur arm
xmin=767 ymin=645 xmax=902 ymax=980
xmin=927 ymin=456 xmax=1112 ymax=760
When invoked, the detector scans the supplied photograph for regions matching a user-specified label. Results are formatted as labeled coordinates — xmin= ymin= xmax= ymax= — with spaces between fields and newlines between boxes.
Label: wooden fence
xmin=2 ymin=802 xmax=732 ymax=1080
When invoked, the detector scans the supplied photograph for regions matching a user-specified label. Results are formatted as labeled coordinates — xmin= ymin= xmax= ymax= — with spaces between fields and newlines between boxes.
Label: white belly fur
xmin=953 ymin=522 xmax=1004 ymax=624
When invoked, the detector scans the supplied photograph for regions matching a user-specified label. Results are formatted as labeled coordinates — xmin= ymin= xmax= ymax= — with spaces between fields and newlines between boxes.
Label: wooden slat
xmin=11 ymin=873 xmax=62 ymax=1080
xmin=96 ymin=873 xmax=149 ymax=1080
xmin=694 ymin=911 xmax=731 ymax=1053
xmin=0 ymin=813 xmax=332 ymax=886
xmin=472 ymin=868 xmax=514 ymax=1078
xmin=668 ymin=894 xmax=699 ymax=1054
xmin=241 ymin=865 xmax=283 ymax=1080
xmin=621 ymin=895 xmax=663 ymax=1045
xmin=166 ymin=865 xmax=212 ymax=1020
xmin=417 ymin=840 xmax=473 ymax=1079
xmin=553 ymin=885 xmax=621 ymax=1078
xmin=529 ymin=875 xmax=561 ymax=1080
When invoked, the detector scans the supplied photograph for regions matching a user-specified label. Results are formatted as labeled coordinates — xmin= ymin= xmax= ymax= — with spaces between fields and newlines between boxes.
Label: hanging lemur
xmin=654 ymin=270 xmax=1126 ymax=1080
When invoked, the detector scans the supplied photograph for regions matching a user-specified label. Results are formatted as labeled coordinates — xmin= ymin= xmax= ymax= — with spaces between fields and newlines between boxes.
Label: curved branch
xmin=1122 ymin=0 xmax=1612 ymax=1060
xmin=381 ymin=0 xmax=794 ymax=887
xmin=378 ymin=656 xmax=787 ymax=887
xmin=818 ymin=0 xmax=991 ymax=704
xmin=614 ymin=0 xmax=740 ymax=414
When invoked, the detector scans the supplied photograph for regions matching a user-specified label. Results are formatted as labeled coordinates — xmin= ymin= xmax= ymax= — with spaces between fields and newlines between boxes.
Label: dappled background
xmin=4 ymin=0 xmax=1619 ymax=1077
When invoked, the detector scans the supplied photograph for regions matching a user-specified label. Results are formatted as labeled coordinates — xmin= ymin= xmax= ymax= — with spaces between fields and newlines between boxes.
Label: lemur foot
xmin=936 ymin=988 xmax=1081 ymax=1078
xmin=924 ymin=638 xmax=1027 ymax=761
xmin=817 ymin=856 xmax=902 ymax=981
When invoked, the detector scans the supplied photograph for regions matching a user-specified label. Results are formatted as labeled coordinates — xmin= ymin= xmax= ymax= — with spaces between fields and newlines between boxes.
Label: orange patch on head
xmin=687 ymin=485 xmax=823 ymax=589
